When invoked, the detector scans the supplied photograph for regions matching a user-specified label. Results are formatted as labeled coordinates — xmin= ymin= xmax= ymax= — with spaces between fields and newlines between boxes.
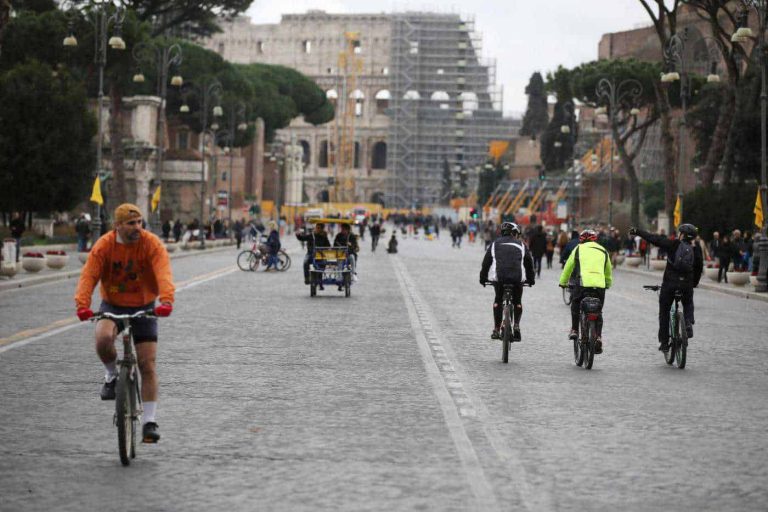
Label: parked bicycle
xmin=563 ymin=285 xmax=602 ymax=370
xmin=91 ymin=310 xmax=154 ymax=466
xmin=643 ymin=285 xmax=687 ymax=369
xmin=237 ymin=241 xmax=291 ymax=272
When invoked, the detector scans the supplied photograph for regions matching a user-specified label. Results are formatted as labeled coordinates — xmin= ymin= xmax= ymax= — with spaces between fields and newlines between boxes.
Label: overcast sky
xmin=245 ymin=1 xmax=655 ymax=117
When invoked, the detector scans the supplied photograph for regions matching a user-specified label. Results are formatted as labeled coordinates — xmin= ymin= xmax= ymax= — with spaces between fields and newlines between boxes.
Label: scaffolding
xmin=334 ymin=31 xmax=363 ymax=202
xmin=387 ymin=13 xmax=516 ymax=208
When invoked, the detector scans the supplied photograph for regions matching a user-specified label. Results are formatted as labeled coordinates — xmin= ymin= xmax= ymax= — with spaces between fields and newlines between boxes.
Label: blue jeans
xmin=266 ymin=253 xmax=278 ymax=269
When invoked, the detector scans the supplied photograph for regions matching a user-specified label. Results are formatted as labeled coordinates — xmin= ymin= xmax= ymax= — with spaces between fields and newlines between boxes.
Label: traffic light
xmin=470 ymin=208 xmax=478 ymax=219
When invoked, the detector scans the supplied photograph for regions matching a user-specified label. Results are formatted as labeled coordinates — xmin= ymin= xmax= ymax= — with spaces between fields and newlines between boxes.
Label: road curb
xmin=0 ymin=245 xmax=233 ymax=292
xmin=617 ymin=266 xmax=768 ymax=304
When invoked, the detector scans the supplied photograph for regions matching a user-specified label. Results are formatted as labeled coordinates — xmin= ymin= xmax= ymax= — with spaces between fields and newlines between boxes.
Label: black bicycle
xmin=564 ymin=285 xmax=602 ymax=370
xmin=237 ymin=242 xmax=291 ymax=272
xmin=92 ymin=310 xmax=152 ymax=466
xmin=486 ymin=282 xmax=530 ymax=364
xmin=643 ymin=285 xmax=687 ymax=369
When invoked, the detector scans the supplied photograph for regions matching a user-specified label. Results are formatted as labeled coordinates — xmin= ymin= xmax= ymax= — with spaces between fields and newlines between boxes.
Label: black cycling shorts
xmin=98 ymin=301 xmax=158 ymax=343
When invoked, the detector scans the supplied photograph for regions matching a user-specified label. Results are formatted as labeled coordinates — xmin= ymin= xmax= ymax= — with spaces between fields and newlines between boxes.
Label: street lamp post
xmin=734 ymin=0 xmax=768 ymax=291
xmin=561 ymin=101 xmax=578 ymax=227
xmin=132 ymin=41 xmax=183 ymax=232
xmin=63 ymin=0 xmax=126 ymax=246
xmin=224 ymin=102 xmax=247 ymax=227
xmin=596 ymin=77 xmax=643 ymax=228
xmin=180 ymin=79 xmax=223 ymax=248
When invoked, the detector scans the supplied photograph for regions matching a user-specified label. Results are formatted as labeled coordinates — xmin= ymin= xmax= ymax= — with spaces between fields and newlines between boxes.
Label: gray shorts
xmin=99 ymin=301 xmax=158 ymax=343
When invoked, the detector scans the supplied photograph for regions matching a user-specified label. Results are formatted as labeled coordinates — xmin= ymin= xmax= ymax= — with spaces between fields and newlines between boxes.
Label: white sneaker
xmin=352 ymin=274 xmax=359 ymax=282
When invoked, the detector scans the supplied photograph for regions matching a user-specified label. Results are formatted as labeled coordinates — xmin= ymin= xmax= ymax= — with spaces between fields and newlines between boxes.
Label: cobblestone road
xmin=1 ymin=232 xmax=766 ymax=511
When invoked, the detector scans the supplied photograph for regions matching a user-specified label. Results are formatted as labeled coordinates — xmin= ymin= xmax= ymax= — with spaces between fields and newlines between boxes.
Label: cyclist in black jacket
xmin=296 ymin=223 xmax=331 ymax=284
xmin=480 ymin=222 xmax=535 ymax=341
xmin=629 ymin=224 xmax=704 ymax=352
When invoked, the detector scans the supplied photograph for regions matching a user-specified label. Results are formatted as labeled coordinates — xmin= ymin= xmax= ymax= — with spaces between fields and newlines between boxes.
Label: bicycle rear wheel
xmin=116 ymin=366 xmax=133 ymax=466
xmin=502 ymin=305 xmax=512 ymax=364
xmin=584 ymin=322 xmax=596 ymax=370
xmin=676 ymin=311 xmax=687 ymax=369
xmin=574 ymin=328 xmax=584 ymax=367
xmin=278 ymin=250 xmax=291 ymax=271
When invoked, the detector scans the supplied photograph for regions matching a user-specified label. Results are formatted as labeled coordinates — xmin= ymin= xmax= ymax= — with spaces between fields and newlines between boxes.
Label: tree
xmin=519 ymin=72 xmax=548 ymax=138
xmin=570 ymin=58 xmax=661 ymax=226
xmin=541 ymin=66 xmax=575 ymax=171
xmin=0 ymin=60 xmax=96 ymax=216
xmin=641 ymin=180 xmax=665 ymax=221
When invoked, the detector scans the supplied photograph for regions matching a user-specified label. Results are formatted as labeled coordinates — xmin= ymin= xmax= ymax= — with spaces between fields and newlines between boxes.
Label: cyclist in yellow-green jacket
xmin=559 ymin=229 xmax=613 ymax=353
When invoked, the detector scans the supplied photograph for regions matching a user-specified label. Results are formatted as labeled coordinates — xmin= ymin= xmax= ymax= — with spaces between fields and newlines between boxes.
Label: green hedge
xmin=683 ymin=184 xmax=758 ymax=239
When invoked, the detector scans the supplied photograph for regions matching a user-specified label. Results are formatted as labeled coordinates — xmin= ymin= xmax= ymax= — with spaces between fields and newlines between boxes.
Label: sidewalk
xmin=617 ymin=264 xmax=768 ymax=304
xmin=0 ymin=242 xmax=234 ymax=292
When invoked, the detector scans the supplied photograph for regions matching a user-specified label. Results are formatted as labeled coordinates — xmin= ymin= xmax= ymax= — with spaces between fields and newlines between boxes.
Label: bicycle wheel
xmin=562 ymin=287 xmax=572 ymax=306
xmin=574 ymin=326 xmax=584 ymax=367
xmin=278 ymin=250 xmax=291 ymax=271
xmin=115 ymin=366 xmax=133 ymax=466
xmin=584 ymin=322 xmax=596 ymax=370
xmin=676 ymin=311 xmax=687 ymax=369
xmin=344 ymin=273 xmax=351 ymax=298
xmin=237 ymin=251 xmax=258 ymax=271
xmin=501 ymin=305 xmax=512 ymax=364
xmin=664 ymin=313 xmax=676 ymax=365
xmin=129 ymin=372 xmax=139 ymax=459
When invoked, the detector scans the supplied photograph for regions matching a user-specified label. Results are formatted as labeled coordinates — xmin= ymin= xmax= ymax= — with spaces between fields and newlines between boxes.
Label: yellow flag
xmin=755 ymin=187 xmax=764 ymax=228
xmin=673 ymin=195 xmax=682 ymax=228
xmin=90 ymin=176 xmax=104 ymax=205
xmin=151 ymin=185 xmax=162 ymax=212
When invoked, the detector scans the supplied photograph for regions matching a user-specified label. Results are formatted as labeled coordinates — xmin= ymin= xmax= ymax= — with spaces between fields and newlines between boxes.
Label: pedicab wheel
xmin=344 ymin=273 xmax=351 ymax=297
xmin=310 ymin=284 xmax=316 ymax=297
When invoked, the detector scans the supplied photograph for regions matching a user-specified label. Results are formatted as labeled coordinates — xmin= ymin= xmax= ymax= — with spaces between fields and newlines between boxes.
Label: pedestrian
xmin=545 ymin=232 xmax=555 ymax=269
xmin=387 ymin=233 xmax=398 ymax=254
xmin=172 ymin=220 xmax=182 ymax=243
xmin=717 ymin=234 xmax=733 ymax=283
xmin=560 ymin=230 xmax=579 ymax=268
xmin=161 ymin=220 xmax=171 ymax=242
xmin=370 ymin=222 xmax=382 ymax=252
xmin=529 ymin=225 xmax=547 ymax=277
xmin=75 ymin=213 xmax=92 ymax=252
xmin=234 ymin=218 xmax=244 ymax=249
xmin=9 ymin=212 xmax=24 ymax=262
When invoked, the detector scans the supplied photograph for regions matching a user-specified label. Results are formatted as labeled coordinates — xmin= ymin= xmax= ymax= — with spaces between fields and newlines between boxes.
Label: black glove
xmin=527 ymin=280 xmax=535 ymax=287
xmin=480 ymin=279 xmax=486 ymax=287
xmin=629 ymin=227 xmax=637 ymax=236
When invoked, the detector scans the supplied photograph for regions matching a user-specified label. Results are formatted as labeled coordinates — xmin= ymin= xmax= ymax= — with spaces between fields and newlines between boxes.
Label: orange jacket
xmin=74 ymin=230 xmax=175 ymax=309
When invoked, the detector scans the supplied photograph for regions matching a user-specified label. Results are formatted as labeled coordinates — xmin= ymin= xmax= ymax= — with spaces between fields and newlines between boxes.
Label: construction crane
xmin=334 ymin=31 xmax=363 ymax=203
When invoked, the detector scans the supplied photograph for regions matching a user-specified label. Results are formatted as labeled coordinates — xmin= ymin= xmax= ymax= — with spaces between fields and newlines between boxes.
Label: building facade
xmin=203 ymin=10 xmax=516 ymax=207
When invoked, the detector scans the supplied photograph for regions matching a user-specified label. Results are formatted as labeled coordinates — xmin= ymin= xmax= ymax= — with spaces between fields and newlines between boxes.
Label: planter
xmin=180 ymin=242 xmax=191 ymax=251
xmin=727 ymin=272 xmax=749 ymax=286
xmin=165 ymin=243 xmax=178 ymax=253
xmin=625 ymin=256 xmax=642 ymax=267
xmin=705 ymin=267 xmax=720 ymax=282
xmin=22 ymin=256 xmax=46 ymax=273
xmin=78 ymin=252 xmax=89 ymax=264
xmin=615 ymin=254 xmax=625 ymax=265
xmin=46 ymin=253 xmax=69 ymax=270
xmin=750 ymin=275 xmax=759 ymax=287
xmin=650 ymin=259 xmax=667 ymax=271
xmin=0 ymin=261 xmax=17 ymax=277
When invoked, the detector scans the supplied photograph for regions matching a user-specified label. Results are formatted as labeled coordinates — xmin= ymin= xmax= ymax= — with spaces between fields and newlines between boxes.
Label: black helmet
xmin=678 ymin=223 xmax=697 ymax=241
xmin=500 ymin=222 xmax=520 ymax=236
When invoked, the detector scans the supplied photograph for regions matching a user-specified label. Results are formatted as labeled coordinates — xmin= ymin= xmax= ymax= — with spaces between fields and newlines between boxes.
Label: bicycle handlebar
xmin=91 ymin=310 xmax=156 ymax=322
xmin=483 ymin=281 xmax=532 ymax=287
xmin=643 ymin=285 xmax=661 ymax=292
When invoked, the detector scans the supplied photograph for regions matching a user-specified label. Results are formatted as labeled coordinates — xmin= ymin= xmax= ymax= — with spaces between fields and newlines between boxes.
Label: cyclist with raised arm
xmin=480 ymin=222 xmax=535 ymax=341
xmin=629 ymin=224 xmax=703 ymax=352
xmin=559 ymin=229 xmax=612 ymax=354
xmin=74 ymin=203 xmax=175 ymax=443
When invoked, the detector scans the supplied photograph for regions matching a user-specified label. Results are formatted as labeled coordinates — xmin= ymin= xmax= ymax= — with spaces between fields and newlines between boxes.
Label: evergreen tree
xmin=519 ymin=72 xmax=548 ymax=138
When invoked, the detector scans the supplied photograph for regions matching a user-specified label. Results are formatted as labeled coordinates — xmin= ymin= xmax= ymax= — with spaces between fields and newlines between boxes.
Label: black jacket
xmin=480 ymin=236 xmax=535 ymax=285
xmin=296 ymin=231 xmax=331 ymax=254
xmin=636 ymin=229 xmax=703 ymax=288
xmin=333 ymin=231 xmax=359 ymax=254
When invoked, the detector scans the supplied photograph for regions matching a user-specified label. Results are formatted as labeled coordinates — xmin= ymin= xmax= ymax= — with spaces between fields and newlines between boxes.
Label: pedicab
xmin=306 ymin=217 xmax=356 ymax=298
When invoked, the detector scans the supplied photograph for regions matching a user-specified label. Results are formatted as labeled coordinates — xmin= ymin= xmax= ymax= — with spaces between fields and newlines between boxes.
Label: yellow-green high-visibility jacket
xmin=559 ymin=241 xmax=613 ymax=289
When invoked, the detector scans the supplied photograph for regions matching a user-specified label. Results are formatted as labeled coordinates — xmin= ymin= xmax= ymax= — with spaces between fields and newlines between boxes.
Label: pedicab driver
xmin=74 ymin=203 xmax=175 ymax=443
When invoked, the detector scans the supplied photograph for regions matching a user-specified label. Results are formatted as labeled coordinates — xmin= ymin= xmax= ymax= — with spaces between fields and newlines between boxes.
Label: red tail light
xmin=587 ymin=313 xmax=600 ymax=321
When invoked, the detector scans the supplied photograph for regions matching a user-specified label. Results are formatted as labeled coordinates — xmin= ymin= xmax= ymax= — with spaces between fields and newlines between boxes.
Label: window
xmin=326 ymin=88 xmax=338 ymax=107
xmin=372 ymin=142 xmax=387 ymax=169
xmin=403 ymin=90 xmax=420 ymax=100
xmin=350 ymin=89 xmax=365 ymax=117
xmin=459 ymin=92 xmax=478 ymax=115
xmin=299 ymin=140 xmax=310 ymax=166
xmin=374 ymin=89 xmax=391 ymax=114
xmin=257 ymin=41 xmax=264 ymax=53
xmin=381 ymin=67 xmax=389 ymax=75
xmin=217 ymin=42 xmax=225 ymax=55
xmin=409 ymin=41 xmax=419 ymax=54
xmin=177 ymin=131 xmax=189 ymax=150
xmin=302 ymin=40 xmax=311 ymax=54
xmin=319 ymin=140 xmax=334 ymax=168
xmin=354 ymin=142 xmax=361 ymax=168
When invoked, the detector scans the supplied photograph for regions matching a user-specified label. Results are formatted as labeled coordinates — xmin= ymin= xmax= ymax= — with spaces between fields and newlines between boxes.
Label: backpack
xmin=668 ymin=241 xmax=694 ymax=273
